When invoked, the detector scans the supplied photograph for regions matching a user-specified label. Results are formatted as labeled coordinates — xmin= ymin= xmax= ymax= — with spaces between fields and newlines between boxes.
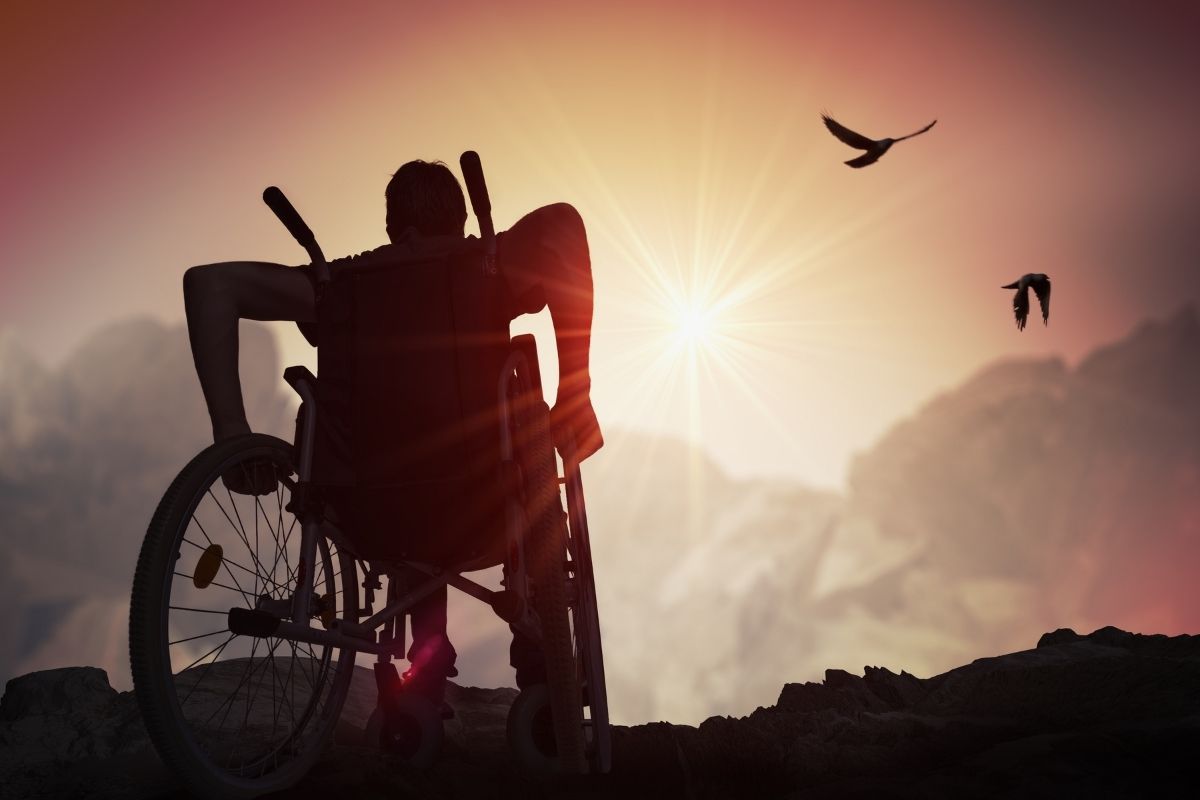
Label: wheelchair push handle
xmin=263 ymin=186 xmax=330 ymax=283
xmin=459 ymin=151 xmax=498 ymax=275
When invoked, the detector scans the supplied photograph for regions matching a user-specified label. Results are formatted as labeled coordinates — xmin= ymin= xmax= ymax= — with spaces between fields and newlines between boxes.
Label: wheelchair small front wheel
xmin=129 ymin=434 xmax=358 ymax=799
xmin=366 ymin=694 xmax=444 ymax=769
xmin=506 ymin=683 xmax=562 ymax=775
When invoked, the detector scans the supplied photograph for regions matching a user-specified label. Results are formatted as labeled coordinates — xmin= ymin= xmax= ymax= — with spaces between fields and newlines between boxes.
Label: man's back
xmin=312 ymin=236 xmax=514 ymax=562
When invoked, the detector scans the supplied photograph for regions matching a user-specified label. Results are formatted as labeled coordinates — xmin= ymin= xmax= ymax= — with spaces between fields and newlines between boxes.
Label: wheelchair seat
xmin=309 ymin=237 xmax=517 ymax=564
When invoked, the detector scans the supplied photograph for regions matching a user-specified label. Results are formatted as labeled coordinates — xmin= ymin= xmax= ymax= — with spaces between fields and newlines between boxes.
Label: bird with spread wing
xmin=821 ymin=113 xmax=937 ymax=168
xmin=1001 ymin=273 xmax=1051 ymax=331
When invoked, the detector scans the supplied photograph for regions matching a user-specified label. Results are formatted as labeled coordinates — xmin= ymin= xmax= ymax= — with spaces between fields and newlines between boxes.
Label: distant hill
xmin=841 ymin=305 xmax=1200 ymax=655
xmin=586 ymin=306 xmax=1200 ymax=722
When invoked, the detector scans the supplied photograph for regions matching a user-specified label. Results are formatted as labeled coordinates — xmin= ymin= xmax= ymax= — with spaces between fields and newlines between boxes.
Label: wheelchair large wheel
xmin=516 ymin=401 xmax=588 ymax=774
xmin=130 ymin=434 xmax=359 ymax=799
xmin=563 ymin=453 xmax=612 ymax=774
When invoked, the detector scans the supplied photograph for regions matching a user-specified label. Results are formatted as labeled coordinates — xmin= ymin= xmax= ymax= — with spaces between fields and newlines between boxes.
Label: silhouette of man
xmin=182 ymin=159 xmax=601 ymax=701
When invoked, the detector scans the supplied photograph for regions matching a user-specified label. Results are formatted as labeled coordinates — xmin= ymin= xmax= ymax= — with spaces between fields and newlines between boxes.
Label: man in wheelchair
xmin=181 ymin=159 xmax=602 ymax=708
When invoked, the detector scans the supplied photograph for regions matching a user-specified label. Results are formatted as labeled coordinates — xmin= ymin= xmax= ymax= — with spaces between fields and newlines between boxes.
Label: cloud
xmin=4 ymin=309 xmax=1199 ymax=725
xmin=0 ymin=318 xmax=292 ymax=686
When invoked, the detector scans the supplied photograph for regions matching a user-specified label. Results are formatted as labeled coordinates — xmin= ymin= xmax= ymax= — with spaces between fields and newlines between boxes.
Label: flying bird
xmin=821 ymin=114 xmax=937 ymax=168
xmin=1001 ymin=273 xmax=1051 ymax=331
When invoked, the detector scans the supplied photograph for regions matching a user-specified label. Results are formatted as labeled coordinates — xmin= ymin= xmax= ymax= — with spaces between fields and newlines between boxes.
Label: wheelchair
xmin=128 ymin=153 xmax=610 ymax=798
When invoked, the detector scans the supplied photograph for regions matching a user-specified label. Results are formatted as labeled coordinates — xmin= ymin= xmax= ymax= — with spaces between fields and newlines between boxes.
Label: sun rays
xmin=345 ymin=11 xmax=958 ymax=507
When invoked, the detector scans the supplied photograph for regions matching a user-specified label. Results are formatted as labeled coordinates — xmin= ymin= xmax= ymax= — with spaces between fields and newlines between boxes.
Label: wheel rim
xmin=153 ymin=442 xmax=355 ymax=783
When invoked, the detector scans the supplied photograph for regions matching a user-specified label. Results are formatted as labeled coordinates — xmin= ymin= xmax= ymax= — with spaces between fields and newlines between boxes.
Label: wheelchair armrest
xmin=509 ymin=334 xmax=543 ymax=394
xmin=283 ymin=365 xmax=317 ymax=393
xmin=283 ymin=365 xmax=319 ymax=477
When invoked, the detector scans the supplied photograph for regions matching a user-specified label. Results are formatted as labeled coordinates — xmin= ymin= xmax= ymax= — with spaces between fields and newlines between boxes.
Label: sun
xmin=675 ymin=304 xmax=716 ymax=345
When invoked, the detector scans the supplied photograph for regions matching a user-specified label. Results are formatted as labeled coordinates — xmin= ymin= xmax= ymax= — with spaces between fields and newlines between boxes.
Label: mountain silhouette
xmin=2 ymin=626 xmax=1196 ymax=798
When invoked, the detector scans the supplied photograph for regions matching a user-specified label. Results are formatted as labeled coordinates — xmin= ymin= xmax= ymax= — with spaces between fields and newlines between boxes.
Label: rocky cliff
xmin=1 ymin=627 xmax=1196 ymax=798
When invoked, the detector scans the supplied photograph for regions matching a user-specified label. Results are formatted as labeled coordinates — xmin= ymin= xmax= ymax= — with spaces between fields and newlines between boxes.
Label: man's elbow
xmin=183 ymin=264 xmax=207 ymax=297
xmin=183 ymin=264 xmax=232 ymax=307
xmin=539 ymin=203 xmax=590 ymax=262
xmin=542 ymin=203 xmax=585 ymax=236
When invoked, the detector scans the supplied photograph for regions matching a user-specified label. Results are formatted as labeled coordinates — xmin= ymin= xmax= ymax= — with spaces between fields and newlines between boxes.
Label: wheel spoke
xmin=178 ymin=632 xmax=238 ymax=674
xmin=169 ymin=627 xmax=231 ymax=647
xmin=178 ymin=634 xmax=238 ymax=708
xmin=183 ymin=536 xmax=290 ymax=595
xmin=208 ymin=489 xmax=278 ymax=594
xmin=267 ymin=515 xmax=300 ymax=598
xmin=255 ymin=494 xmax=292 ymax=599
xmin=204 ymin=637 xmax=274 ymax=735
xmin=173 ymin=572 xmax=258 ymax=601
xmin=292 ymin=640 xmax=323 ymax=697
xmin=223 ymin=555 xmax=290 ymax=595
xmin=171 ymin=605 xmax=235 ymax=616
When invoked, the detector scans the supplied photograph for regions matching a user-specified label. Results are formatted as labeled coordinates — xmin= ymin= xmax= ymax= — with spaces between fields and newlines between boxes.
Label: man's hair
xmin=385 ymin=160 xmax=468 ymax=239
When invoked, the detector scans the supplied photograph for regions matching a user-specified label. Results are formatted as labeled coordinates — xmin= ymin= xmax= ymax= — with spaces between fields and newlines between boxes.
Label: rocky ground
xmin=2 ymin=626 xmax=1198 ymax=798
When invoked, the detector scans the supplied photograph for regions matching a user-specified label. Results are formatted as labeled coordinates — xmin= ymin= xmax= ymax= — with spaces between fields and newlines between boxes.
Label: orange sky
xmin=2 ymin=0 xmax=1199 ymax=487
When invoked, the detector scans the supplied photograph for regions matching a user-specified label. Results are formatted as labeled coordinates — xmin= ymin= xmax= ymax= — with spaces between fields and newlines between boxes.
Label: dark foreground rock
xmin=3 ymin=627 xmax=1198 ymax=798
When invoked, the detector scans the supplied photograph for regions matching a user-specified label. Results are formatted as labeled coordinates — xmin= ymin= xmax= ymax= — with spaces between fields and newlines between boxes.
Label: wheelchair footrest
xmin=228 ymin=607 xmax=282 ymax=638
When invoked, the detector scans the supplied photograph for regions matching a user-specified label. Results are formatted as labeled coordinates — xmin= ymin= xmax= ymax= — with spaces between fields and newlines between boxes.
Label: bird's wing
xmin=896 ymin=119 xmax=937 ymax=141
xmin=1012 ymin=286 xmax=1030 ymax=331
xmin=1032 ymin=276 xmax=1051 ymax=324
xmin=822 ymin=114 xmax=877 ymax=150
xmin=844 ymin=150 xmax=882 ymax=168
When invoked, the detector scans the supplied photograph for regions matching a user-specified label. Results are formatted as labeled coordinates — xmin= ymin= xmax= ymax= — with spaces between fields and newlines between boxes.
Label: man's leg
xmin=502 ymin=557 xmax=547 ymax=689
xmin=500 ymin=203 xmax=603 ymax=461
xmin=404 ymin=582 xmax=458 ymax=705
xmin=183 ymin=261 xmax=314 ymax=492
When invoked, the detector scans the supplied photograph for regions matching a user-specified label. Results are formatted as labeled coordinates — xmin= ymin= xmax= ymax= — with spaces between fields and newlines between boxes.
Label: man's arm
xmin=499 ymin=203 xmax=603 ymax=460
xmin=183 ymin=261 xmax=315 ymax=442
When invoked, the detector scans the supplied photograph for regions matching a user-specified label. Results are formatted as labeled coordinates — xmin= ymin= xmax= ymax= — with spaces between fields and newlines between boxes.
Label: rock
xmin=862 ymin=665 xmax=927 ymax=709
xmin=0 ymin=667 xmax=150 ymax=776
xmin=774 ymin=668 xmax=895 ymax=714
xmin=2 ymin=627 xmax=1199 ymax=798
xmin=1037 ymin=627 xmax=1082 ymax=647
xmin=0 ymin=666 xmax=116 ymax=721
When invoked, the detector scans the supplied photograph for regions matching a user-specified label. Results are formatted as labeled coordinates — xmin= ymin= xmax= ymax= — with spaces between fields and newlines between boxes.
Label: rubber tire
xmin=563 ymin=467 xmax=612 ymax=774
xmin=129 ymin=434 xmax=357 ymax=799
xmin=506 ymin=684 xmax=562 ymax=775
xmin=518 ymin=402 xmax=588 ymax=774
xmin=367 ymin=694 xmax=445 ymax=770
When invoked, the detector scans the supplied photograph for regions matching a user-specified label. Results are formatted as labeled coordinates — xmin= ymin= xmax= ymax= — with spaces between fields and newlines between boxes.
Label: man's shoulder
xmin=328 ymin=244 xmax=396 ymax=270
xmin=329 ymin=235 xmax=476 ymax=270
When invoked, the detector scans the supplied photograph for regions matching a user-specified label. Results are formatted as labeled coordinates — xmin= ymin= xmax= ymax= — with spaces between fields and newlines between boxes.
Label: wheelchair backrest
xmin=311 ymin=240 xmax=513 ymax=560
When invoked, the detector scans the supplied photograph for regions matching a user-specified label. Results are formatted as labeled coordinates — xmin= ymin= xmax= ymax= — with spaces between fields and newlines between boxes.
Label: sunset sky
xmin=3 ymin=0 xmax=1199 ymax=488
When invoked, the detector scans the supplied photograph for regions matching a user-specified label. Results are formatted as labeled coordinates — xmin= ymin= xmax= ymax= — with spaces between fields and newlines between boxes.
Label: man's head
xmin=385 ymin=160 xmax=468 ymax=243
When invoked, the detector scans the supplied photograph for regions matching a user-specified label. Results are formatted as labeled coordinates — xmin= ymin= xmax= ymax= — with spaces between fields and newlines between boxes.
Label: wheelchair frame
xmin=264 ymin=342 xmax=545 ymax=657
xmin=218 ymin=334 xmax=610 ymax=775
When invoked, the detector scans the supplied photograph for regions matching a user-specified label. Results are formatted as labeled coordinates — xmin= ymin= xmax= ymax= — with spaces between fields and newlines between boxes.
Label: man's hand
xmin=221 ymin=457 xmax=280 ymax=497
xmin=550 ymin=392 xmax=604 ymax=462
